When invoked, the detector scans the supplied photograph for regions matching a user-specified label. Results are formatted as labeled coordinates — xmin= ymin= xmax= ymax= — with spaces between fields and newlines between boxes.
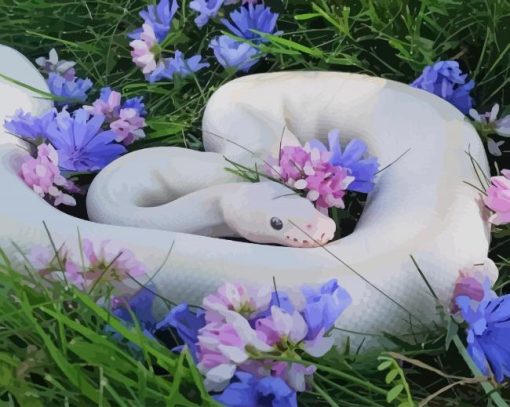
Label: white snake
xmin=0 ymin=44 xmax=495 ymax=347
xmin=86 ymin=148 xmax=336 ymax=248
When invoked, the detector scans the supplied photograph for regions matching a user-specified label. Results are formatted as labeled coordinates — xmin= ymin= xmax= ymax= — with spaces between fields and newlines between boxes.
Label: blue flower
xmin=129 ymin=0 xmax=179 ymax=43
xmin=410 ymin=60 xmax=475 ymax=114
xmin=47 ymin=72 xmax=93 ymax=105
xmin=148 ymin=51 xmax=209 ymax=83
xmin=308 ymin=129 xmax=379 ymax=193
xmin=300 ymin=279 xmax=351 ymax=340
xmin=221 ymin=4 xmax=279 ymax=42
xmin=215 ymin=372 xmax=297 ymax=407
xmin=210 ymin=35 xmax=259 ymax=72
xmin=46 ymin=108 xmax=126 ymax=172
xmin=457 ymin=289 xmax=510 ymax=382
xmin=123 ymin=96 xmax=147 ymax=117
xmin=113 ymin=287 xmax=158 ymax=333
xmin=156 ymin=303 xmax=206 ymax=361
xmin=4 ymin=108 xmax=56 ymax=141
xmin=190 ymin=0 xmax=224 ymax=28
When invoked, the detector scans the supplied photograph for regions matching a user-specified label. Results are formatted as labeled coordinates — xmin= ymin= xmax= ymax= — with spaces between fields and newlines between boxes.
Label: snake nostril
xmin=286 ymin=236 xmax=290 ymax=239
xmin=293 ymin=238 xmax=298 ymax=242
xmin=303 ymin=240 xmax=309 ymax=244
xmin=307 ymin=224 xmax=312 ymax=229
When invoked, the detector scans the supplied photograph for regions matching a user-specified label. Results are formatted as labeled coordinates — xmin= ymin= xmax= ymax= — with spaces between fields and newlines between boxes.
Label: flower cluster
xmin=27 ymin=239 xmax=147 ymax=294
xmin=162 ymin=280 xmax=350 ymax=402
xmin=5 ymin=106 xmax=130 ymax=174
xmin=20 ymin=143 xmax=79 ymax=207
xmin=484 ymin=169 xmax=510 ymax=225
xmin=5 ymin=49 xmax=147 ymax=206
xmin=129 ymin=0 xmax=209 ymax=83
xmin=113 ymin=279 xmax=350 ymax=405
xmin=469 ymin=104 xmax=510 ymax=156
xmin=36 ymin=48 xmax=92 ymax=104
xmin=411 ymin=60 xmax=474 ymax=114
xmin=85 ymin=87 xmax=147 ymax=145
xmin=265 ymin=129 xmax=379 ymax=213
xmin=6 ymin=107 xmax=126 ymax=174
xmin=453 ymin=270 xmax=510 ymax=382
xmin=209 ymin=3 xmax=280 ymax=72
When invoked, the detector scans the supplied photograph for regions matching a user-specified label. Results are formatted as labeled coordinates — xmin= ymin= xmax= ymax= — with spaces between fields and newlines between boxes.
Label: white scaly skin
xmin=0 ymin=44 xmax=494 ymax=347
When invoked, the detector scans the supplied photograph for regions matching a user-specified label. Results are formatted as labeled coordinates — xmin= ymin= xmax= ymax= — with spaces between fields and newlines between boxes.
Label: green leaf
xmin=385 ymin=368 xmax=399 ymax=384
xmin=256 ymin=32 xmax=324 ymax=58
xmin=387 ymin=384 xmax=404 ymax=403
xmin=445 ymin=318 xmax=459 ymax=350
xmin=167 ymin=348 xmax=187 ymax=405
xmin=294 ymin=13 xmax=321 ymax=21
xmin=377 ymin=360 xmax=392 ymax=371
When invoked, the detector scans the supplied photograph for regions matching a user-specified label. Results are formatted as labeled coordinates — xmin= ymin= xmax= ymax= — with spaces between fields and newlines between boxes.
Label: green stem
xmin=312 ymin=382 xmax=340 ymax=407
xmin=253 ymin=355 xmax=388 ymax=396
xmin=315 ymin=372 xmax=385 ymax=407
xmin=452 ymin=335 xmax=507 ymax=407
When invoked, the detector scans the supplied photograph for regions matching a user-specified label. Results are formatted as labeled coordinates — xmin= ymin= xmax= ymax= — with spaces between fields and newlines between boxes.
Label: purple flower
xmin=456 ymin=288 xmax=510 ymax=382
xmin=35 ymin=48 xmax=76 ymax=81
xmin=410 ymin=60 xmax=474 ymax=114
xmin=129 ymin=0 xmax=179 ymax=43
xmin=215 ymin=372 xmax=297 ymax=407
xmin=210 ymin=35 xmax=260 ymax=72
xmin=148 ymin=50 xmax=209 ymax=83
xmin=46 ymin=108 xmax=126 ymax=172
xmin=190 ymin=0 xmax=224 ymax=28
xmin=221 ymin=4 xmax=279 ymax=42
xmin=156 ymin=303 xmax=206 ymax=361
xmin=307 ymin=129 xmax=379 ymax=193
xmin=301 ymin=279 xmax=351 ymax=341
xmin=47 ymin=72 xmax=93 ymax=105
xmin=4 ymin=108 xmax=56 ymax=142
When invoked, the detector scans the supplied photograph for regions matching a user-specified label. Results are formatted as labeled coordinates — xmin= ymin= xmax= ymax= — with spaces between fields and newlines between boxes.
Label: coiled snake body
xmin=0 ymin=44 xmax=493 ymax=346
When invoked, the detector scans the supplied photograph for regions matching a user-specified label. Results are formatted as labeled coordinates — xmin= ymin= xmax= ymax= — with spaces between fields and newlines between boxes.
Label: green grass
xmin=0 ymin=0 xmax=510 ymax=405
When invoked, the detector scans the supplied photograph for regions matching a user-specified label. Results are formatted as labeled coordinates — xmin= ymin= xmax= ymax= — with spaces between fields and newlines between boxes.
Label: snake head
xmin=222 ymin=182 xmax=336 ymax=247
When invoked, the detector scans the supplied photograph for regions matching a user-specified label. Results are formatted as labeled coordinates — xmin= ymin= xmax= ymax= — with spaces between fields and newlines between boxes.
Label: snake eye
xmin=270 ymin=217 xmax=283 ymax=230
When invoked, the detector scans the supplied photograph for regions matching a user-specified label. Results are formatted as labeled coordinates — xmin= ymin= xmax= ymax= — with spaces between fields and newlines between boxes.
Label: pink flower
xmin=255 ymin=306 xmax=334 ymax=358
xmin=484 ymin=169 xmax=510 ymax=225
xmin=26 ymin=240 xmax=147 ymax=295
xmin=203 ymin=282 xmax=271 ymax=323
xmin=85 ymin=89 xmax=122 ymax=119
xmin=255 ymin=306 xmax=307 ymax=346
xmin=451 ymin=259 xmax=498 ymax=313
xmin=20 ymin=143 xmax=79 ymax=207
xmin=54 ymin=239 xmax=149 ymax=292
xmin=130 ymin=24 xmax=158 ymax=74
xmin=27 ymin=245 xmax=81 ymax=285
xmin=197 ymin=311 xmax=272 ymax=391
xmin=266 ymin=144 xmax=353 ymax=212
xmin=110 ymin=108 xmax=146 ymax=145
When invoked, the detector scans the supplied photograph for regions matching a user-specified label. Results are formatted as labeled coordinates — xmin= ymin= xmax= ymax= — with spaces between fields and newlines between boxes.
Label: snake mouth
xmin=284 ymin=232 xmax=334 ymax=248
xmin=283 ymin=217 xmax=336 ymax=248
